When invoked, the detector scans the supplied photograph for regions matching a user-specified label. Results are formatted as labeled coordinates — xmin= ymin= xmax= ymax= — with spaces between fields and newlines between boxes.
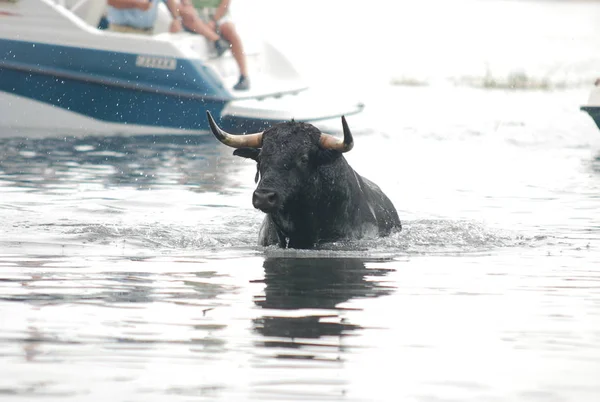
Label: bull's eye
xmin=299 ymin=154 xmax=309 ymax=165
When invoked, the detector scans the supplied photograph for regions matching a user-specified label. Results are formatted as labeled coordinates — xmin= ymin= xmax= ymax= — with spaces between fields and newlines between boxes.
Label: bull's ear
xmin=233 ymin=148 xmax=260 ymax=161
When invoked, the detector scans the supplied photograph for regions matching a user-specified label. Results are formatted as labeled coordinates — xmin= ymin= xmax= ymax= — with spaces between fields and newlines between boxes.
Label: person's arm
xmin=213 ymin=0 xmax=230 ymax=23
xmin=108 ymin=0 xmax=151 ymax=10
xmin=165 ymin=0 xmax=183 ymax=32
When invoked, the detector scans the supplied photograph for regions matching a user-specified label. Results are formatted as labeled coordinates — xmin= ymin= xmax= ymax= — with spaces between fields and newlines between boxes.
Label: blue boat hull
xmin=0 ymin=39 xmax=242 ymax=131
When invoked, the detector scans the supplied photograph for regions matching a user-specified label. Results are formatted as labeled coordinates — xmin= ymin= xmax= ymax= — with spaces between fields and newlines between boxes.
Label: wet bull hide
xmin=207 ymin=111 xmax=401 ymax=249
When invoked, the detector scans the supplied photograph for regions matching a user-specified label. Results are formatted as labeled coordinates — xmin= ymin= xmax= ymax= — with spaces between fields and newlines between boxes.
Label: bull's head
xmin=207 ymin=112 xmax=354 ymax=216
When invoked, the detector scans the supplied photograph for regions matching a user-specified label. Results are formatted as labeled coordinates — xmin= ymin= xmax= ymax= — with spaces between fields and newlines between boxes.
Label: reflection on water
xmin=253 ymin=257 xmax=394 ymax=361
xmin=0 ymin=135 xmax=249 ymax=193
xmin=0 ymin=254 xmax=244 ymax=399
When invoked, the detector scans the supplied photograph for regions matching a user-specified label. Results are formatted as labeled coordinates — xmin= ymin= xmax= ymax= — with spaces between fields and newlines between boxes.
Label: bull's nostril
xmin=253 ymin=189 xmax=278 ymax=211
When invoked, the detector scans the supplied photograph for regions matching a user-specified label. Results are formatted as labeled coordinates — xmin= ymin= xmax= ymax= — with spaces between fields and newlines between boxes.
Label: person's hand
xmin=208 ymin=20 xmax=217 ymax=31
xmin=137 ymin=0 xmax=152 ymax=11
xmin=170 ymin=18 xmax=183 ymax=33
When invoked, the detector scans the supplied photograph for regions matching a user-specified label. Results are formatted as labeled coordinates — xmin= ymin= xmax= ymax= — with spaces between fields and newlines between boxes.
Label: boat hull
xmin=0 ymin=90 xmax=208 ymax=138
xmin=0 ymin=39 xmax=363 ymax=138
xmin=581 ymin=106 xmax=600 ymax=131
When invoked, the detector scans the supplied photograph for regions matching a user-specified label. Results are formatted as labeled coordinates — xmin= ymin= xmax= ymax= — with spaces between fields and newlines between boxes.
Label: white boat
xmin=0 ymin=0 xmax=364 ymax=138
xmin=581 ymin=79 xmax=600 ymax=131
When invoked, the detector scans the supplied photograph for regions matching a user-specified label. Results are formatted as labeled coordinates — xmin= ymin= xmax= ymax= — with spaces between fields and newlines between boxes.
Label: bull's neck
xmin=286 ymin=163 xmax=363 ymax=246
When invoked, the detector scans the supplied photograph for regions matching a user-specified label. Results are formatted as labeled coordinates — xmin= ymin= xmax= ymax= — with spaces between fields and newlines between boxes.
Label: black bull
xmin=207 ymin=111 xmax=401 ymax=249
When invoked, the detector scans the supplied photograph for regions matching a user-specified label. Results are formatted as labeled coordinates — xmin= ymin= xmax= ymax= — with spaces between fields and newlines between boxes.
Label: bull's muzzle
xmin=253 ymin=189 xmax=279 ymax=212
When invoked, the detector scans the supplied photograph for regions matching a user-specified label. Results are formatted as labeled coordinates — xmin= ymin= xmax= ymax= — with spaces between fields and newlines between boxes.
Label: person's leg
xmin=180 ymin=5 xmax=220 ymax=41
xmin=219 ymin=22 xmax=248 ymax=78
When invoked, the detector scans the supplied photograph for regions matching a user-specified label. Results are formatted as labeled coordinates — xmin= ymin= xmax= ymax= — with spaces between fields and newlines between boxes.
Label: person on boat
xmin=179 ymin=0 xmax=250 ymax=91
xmin=106 ymin=0 xmax=183 ymax=35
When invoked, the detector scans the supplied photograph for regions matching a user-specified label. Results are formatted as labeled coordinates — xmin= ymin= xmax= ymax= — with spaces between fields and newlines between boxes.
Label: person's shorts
xmin=195 ymin=7 xmax=233 ymax=25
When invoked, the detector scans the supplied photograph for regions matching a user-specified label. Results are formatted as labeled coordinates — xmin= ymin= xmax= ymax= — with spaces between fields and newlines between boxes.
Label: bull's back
xmin=359 ymin=177 xmax=402 ymax=235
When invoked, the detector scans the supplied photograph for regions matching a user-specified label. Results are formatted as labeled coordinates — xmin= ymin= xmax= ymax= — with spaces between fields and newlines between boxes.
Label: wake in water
xmin=321 ymin=219 xmax=546 ymax=255
xmin=58 ymin=218 xmax=545 ymax=257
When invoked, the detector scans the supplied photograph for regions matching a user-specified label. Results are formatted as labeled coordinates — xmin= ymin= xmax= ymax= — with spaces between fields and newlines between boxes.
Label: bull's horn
xmin=206 ymin=111 xmax=263 ymax=148
xmin=319 ymin=116 xmax=354 ymax=152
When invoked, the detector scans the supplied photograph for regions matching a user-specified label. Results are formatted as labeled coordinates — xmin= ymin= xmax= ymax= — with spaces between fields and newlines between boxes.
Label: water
xmin=2 ymin=0 xmax=600 ymax=401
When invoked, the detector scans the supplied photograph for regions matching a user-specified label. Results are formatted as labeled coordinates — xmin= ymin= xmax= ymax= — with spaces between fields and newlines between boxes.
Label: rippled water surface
xmin=2 ymin=1 xmax=600 ymax=401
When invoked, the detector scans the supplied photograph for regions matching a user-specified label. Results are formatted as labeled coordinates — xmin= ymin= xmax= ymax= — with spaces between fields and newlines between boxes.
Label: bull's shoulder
xmin=353 ymin=173 xmax=402 ymax=234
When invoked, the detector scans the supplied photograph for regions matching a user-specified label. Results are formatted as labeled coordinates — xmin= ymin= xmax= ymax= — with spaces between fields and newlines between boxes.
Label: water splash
xmin=59 ymin=219 xmax=546 ymax=258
